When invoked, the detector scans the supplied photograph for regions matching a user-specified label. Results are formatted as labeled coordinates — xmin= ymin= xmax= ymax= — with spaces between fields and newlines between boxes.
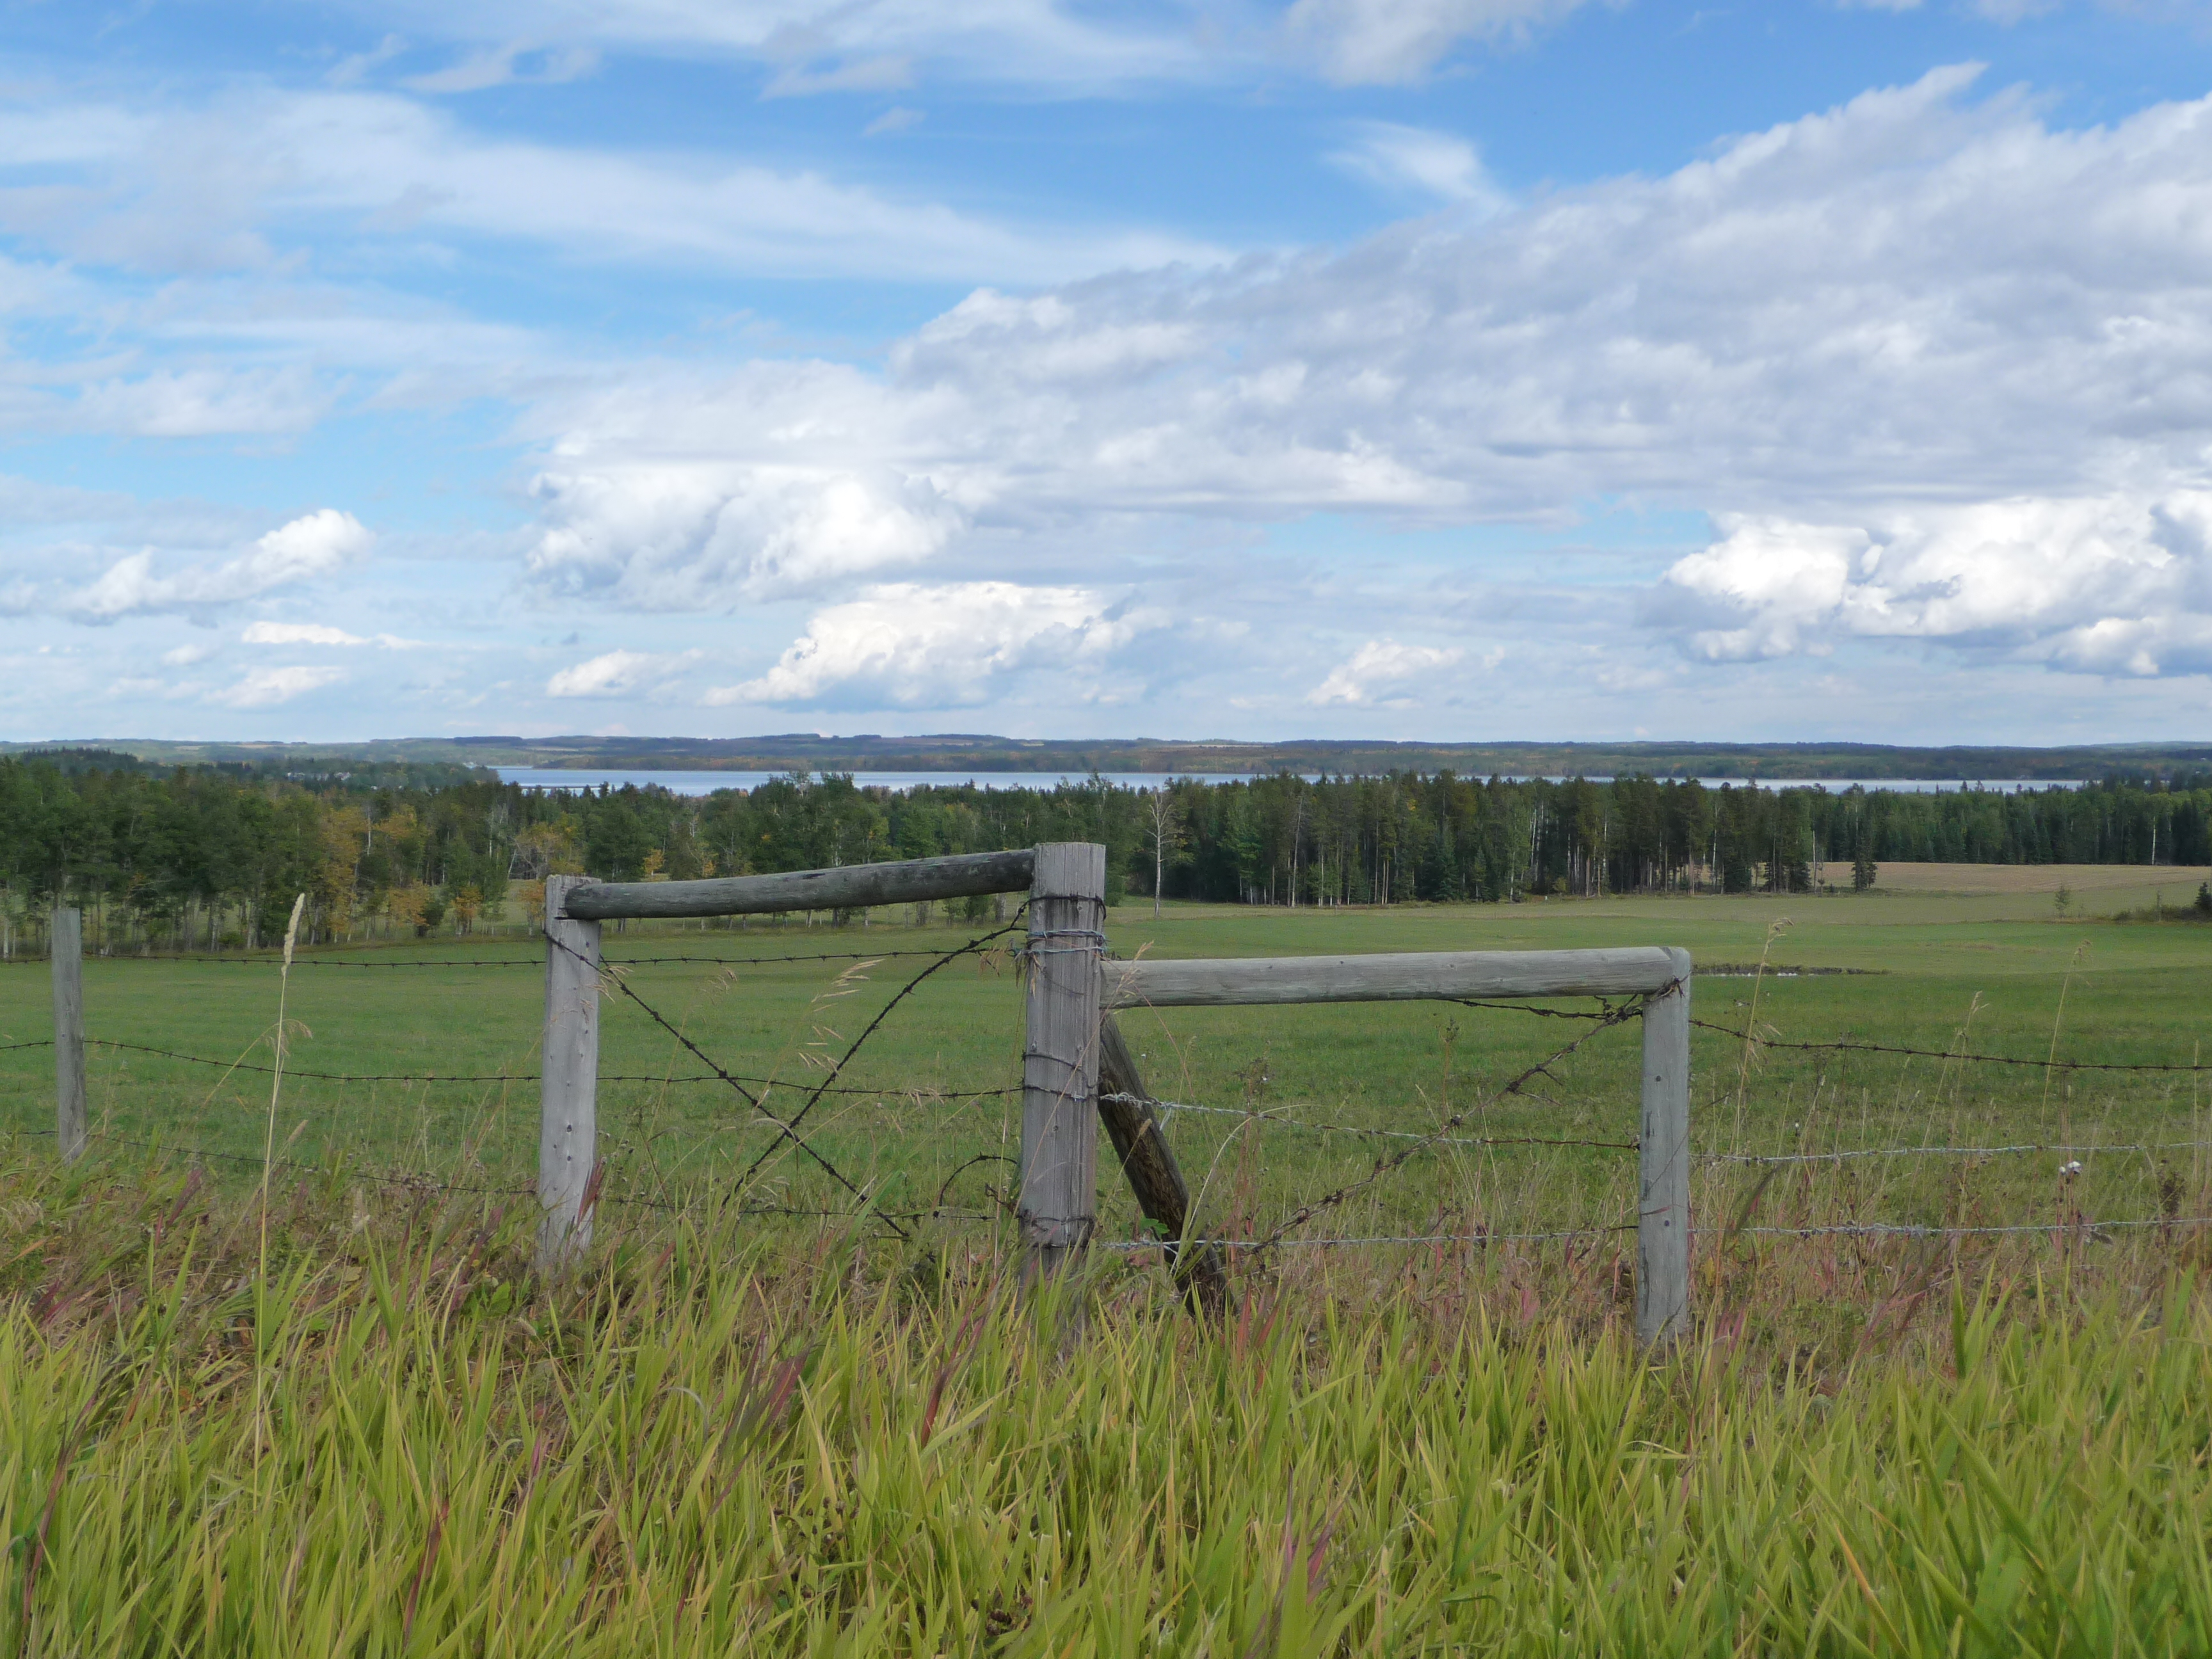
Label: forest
xmin=3 ymin=749 xmax=2209 ymax=949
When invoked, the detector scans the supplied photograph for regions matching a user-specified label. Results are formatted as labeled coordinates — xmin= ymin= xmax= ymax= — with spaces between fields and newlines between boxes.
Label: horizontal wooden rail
xmin=1102 ymin=946 xmax=1683 ymax=1009
xmin=560 ymin=848 xmax=1037 ymax=922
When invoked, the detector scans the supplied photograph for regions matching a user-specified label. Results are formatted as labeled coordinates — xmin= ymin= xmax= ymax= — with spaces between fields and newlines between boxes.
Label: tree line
xmin=3 ymin=751 xmax=2209 ymax=951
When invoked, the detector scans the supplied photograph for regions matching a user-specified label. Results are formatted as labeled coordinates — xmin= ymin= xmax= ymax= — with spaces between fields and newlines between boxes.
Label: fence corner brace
xmin=1018 ymin=842 xmax=1107 ymax=1281
xmin=1637 ymin=946 xmax=1693 ymax=1347
xmin=538 ymin=873 xmax=602 ymax=1273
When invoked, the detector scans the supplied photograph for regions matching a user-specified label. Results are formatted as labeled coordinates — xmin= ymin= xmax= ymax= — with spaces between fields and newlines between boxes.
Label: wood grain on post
xmin=562 ymin=849 xmax=1035 ymax=921
xmin=1637 ymin=947 xmax=1693 ymax=1346
xmin=538 ymin=874 xmax=602 ymax=1272
xmin=1096 ymin=1015 xmax=1228 ymax=1320
xmin=1102 ymin=946 xmax=1681 ymax=1009
xmin=1018 ymin=843 xmax=1106 ymax=1279
xmin=51 ymin=906 xmax=84 ymax=1164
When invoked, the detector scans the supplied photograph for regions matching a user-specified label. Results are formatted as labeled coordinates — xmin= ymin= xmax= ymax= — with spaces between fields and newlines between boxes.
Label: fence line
xmin=75 ymin=1130 xmax=999 ymax=1224
xmin=1730 ymin=1217 xmax=2212 ymax=1240
xmin=1690 ymin=1016 xmax=2212 ymax=1073
xmin=43 ymin=943 xmax=1020 ymax=970
xmin=1705 ymin=1139 xmax=2212 ymax=1165
xmin=1098 ymin=1223 xmax=1637 ymax=1252
xmin=1100 ymin=1092 xmax=1637 ymax=1153
xmin=60 ymin=1036 xmax=1018 ymax=1097
xmin=1256 ymin=1002 xmax=1649 ymax=1249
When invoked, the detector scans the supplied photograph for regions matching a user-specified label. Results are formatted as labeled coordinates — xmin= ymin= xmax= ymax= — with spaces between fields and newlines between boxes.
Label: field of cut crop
xmin=2 ymin=883 xmax=2210 ymax=1652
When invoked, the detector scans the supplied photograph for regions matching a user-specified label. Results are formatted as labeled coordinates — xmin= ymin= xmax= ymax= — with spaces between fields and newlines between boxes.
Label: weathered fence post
xmin=1019 ymin=842 xmax=1106 ymax=1281
xmin=1637 ymin=947 xmax=1692 ymax=1346
xmin=1096 ymin=1014 xmax=1229 ymax=1320
xmin=51 ymin=906 xmax=84 ymax=1164
xmin=539 ymin=873 xmax=601 ymax=1272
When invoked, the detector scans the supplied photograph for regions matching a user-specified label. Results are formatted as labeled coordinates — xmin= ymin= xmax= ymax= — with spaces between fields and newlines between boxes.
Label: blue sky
xmin=8 ymin=0 xmax=2212 ymax=744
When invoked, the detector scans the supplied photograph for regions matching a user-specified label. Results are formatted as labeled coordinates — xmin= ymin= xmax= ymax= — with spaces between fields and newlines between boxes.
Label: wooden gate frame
xmin=537 ymin=845 xmax=1693 ymax=1343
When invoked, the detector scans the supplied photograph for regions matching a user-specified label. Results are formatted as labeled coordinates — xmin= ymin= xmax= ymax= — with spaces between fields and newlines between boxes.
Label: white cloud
xmin=307 ymin=0 xmax=1212 ymax=93
xmin=205 ymin=665 xmax=346 ymax=708
xmin=706 ymin=581 xmax=1151 ymax=708
xmin=506 ymin=66 xmax=2212 ymax=693
xmin=1308 ymin=639 xmax=1465 ymax=705
xmin=70 ymin=509 xmax=373 ymax=621
xmin=1328 ymin=122 xmax=1511 ymax=209
xmin=328 ymin=33 xmax=410 ymax=86
xmin=862 ymin=106 xmax=926 ymax=138
xmin=243 ymin=621 xmax=369 ymax=646
xmin=403 ymin=44 xmax=600 ymax=93
xmin=72 ymin=368 xmax=333 ymax=438
xmin=764 ymin=55 xmax=913 ymax=98
xmin=545 ymin=648 xmax=694 ymax=697
xmin=240 ymin=620 xmax=421 ymax=647
xmin=525 ymin=460 xmax=965 ymax=607
xmin=161 ymin=642 xmax=218 ymax=667
xmin=1653 ymin=493 xmax=2212 ymax=677
xmin=1286 ymin=0 xmax=1592 ymax=83
xmin=0 ymin=88 xmax=1217 ymax=287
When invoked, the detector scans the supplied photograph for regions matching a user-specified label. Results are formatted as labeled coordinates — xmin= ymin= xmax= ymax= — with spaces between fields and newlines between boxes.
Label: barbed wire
xmin=1448 ymin=998 xmax=1629 ymax=1023
xmin=38 ymin=941 xmax=1023 ymax=971
xmin=1725 ymin=1216 xmax=2212 ymax=1240
xmin=543 ymin=907 xmax=1029 ymax=1237
xmin=0 ymin=1038 xmax=52 ymax=1052
xmin=1690 ymin=1016 xmax=2212 ymax=1073
xmin=77 ymin=1131 xmax=994 ymax=1223
xmin=732 ymin=908 xmax=1028 ymax=1193
xmin=1101 ymin=1092 xmax=1637 ymax=1153
xmin=549 ymin=931 xmax=890 ymax=1233
xmin=1256 ymin=997 xmax=1651 ymax=1248
xmin=1097 ymin=1222 xmax=1637 ymax=1251
xmin=1705 ymin=1139 xmax=2212 ymax=1166
xmin=64 ymin=1036 xmax=1016 ymax=1098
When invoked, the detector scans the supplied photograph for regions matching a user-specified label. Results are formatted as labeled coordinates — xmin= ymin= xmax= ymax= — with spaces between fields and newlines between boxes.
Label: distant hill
xmin=10 ymin=734 xmax=2212 ymax=781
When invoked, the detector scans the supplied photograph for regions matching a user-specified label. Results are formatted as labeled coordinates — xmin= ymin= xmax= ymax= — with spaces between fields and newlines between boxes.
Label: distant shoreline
xmin=6 ymin=733 xmax=2210 ymax=782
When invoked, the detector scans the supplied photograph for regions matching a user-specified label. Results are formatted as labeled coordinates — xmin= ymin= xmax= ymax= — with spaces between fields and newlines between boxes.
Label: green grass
xmin=0 ymin=889 xmax=2206 ymax=1246
xmin=6 ymin=1162 xmax=2212 ymax=1655
xmin=6 ymin=885 xmax=2212 ymax=1650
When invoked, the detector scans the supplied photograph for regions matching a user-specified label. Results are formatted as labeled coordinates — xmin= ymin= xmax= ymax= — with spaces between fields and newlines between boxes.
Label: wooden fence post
xmin=51 ymin=906 xmax=84 ymax=1164
xmin=1019 ymin=843 xmax=1106 ymax=1281
xmin=1637 ymin=947 xmax=1692 ymax=1346
xmin=539 ymin=874 xmax=601 ymax=1272
xmin=1096 ymin=1015 xmax=1228 ymax=1320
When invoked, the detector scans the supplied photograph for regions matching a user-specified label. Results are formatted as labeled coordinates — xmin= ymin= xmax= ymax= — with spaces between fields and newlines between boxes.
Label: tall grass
xmin=5 ymin=1149 xmax=2212 ymax=1655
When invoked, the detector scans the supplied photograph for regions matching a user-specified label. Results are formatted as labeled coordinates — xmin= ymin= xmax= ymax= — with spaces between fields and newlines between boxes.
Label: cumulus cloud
xmin=525 ymin=461 xmax=965 ymax=607
xmin=705 ymin=581 xmax=1151 ymax=709
xmin=70 ymin=509 xmax=373 ymax=621
xmin=1308 ymin=639 xmax=1466 ymax=705
xmin=1653 ymin=493 xmax=2212 ymax=676
xmin=205 ymin=664 xmax=346 ymax=707
xmin=505 ymin=67 xmax=2212 ymax=686
xmin=545 ymin=648 xmax=694 ymax=697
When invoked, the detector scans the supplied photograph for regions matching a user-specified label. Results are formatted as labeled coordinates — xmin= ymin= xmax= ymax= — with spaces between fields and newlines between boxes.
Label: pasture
xmin=3 ymin=870 xmax=2211 ymax=1653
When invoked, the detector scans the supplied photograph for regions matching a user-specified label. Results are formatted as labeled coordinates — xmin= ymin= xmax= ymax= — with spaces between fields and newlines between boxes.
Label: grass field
xmin=4 ymin=877 xmax=2212 ymax=1652
xmin=3 ymin=874 xmax=2208 ymax=1244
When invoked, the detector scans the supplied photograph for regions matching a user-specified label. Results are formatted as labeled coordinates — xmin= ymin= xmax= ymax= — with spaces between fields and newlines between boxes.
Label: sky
xmin=8 ymin=1 xmax=2212 ymax=746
